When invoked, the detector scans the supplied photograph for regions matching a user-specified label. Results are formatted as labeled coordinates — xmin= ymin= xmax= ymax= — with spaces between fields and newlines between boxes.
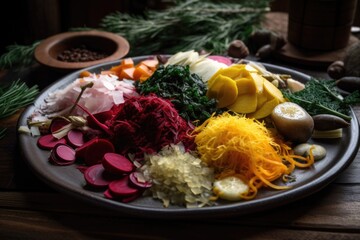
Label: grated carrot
xmin=193 ymin=112 xmax=314 ymax=200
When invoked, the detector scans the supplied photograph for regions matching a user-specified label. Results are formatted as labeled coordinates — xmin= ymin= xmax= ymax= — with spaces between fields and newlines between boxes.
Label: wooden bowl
xmin=34 ymin=30 xmax=130 ymax=71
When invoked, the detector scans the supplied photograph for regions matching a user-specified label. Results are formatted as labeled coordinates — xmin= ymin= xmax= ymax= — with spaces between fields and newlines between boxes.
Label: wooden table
xmin=1 ymin=60 xmax=360 ymax=240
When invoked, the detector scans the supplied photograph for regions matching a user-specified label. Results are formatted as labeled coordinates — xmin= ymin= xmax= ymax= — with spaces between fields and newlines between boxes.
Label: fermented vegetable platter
xmin=18 ymin=54 xmax=360 ymax=218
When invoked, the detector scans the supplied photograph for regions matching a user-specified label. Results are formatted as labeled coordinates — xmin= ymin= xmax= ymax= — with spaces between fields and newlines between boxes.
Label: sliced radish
xmin=84 ymin=164 xmax=114 ymax=188
xmin=67 ymin=129 xmax=85 ymax=148
xmin=50 ymin=117 xmax=71 ymax=133
xmin=37 ymin=134 xmax=67 ymax=150
xmin=208 ymin=55 xmax=233 ymax=66
xmin=129 ymin=172 xmax=152 ymax=189
xmin=108 ymin=176 xmax=139 ymax=197
xmin=49 ymin=143 xmax=76 ymax=166
xmin=75 ymin=138 xmax=115 ymax=166
xmin=102 ymin=153 xmax=134 ymax=174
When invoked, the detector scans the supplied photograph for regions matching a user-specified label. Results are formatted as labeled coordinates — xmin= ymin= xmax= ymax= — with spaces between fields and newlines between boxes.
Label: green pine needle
xmin=100 ymin=0 xmax=269 ymax=56
xmin=0 ymin=0 xmax=270 ymax=69
xmin=0 ymin=127 xmax=6 ymax=140
xmin=0 ymin=41 xmax=40 ymax=70
xmin=0 ymin=79 xmax=39 ymax=119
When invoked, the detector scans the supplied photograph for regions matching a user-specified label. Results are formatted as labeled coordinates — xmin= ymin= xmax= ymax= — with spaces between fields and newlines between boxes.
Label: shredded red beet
xmin=108 ymin=94 xmax=194 ymax=158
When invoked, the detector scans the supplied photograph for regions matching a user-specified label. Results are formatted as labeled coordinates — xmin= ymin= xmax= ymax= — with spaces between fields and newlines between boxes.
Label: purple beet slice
xmin=108 ymin=176 xmax=139 ymax=197
xmin=50 ymin=117 xmax=71 ymax=133
xmin=75 ymin=138 xmax=115 ymax=166
xmin=37 ymin=134 xmax=67 ymax=150
xmin=84 ymin=164 xmax=114 ymax=188
xmin=102 ymin=153 xmax=134 ymax=174
xmin=129 ymin=172 xmax=152 ymax=189
xmin=67 ymin=129 xmax=85 ymax=148
xmin=49 ymin=143 xmax=76 ymax=165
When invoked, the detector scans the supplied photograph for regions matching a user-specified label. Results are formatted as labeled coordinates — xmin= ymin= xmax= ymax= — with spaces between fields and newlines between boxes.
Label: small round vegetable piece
xmin=108 ymin=176 xmax=139 ymax=197
xmin=49 ymin=143 xmax=76 ymax=165
xmin=102 ymin=153 xmax=134 ymax=174
xmin=271 ymin=102 xmax=314 ymax=143
xmin=84 ymin=164 xmax=114 ymax=188
xmin=129 ymin=172 xmax=152 ymax=189
xmin=293 ymin=143 xmax=327 ymax=161
xmin=66 ymin=129 xmax=85 ymax=148
xmin=75 ymin=138 xmax=115 ymax=166
xmin=37 ymin=134 xmax=67 ymax=150
xmin=213 ymin=176 xmax=249 ymax=201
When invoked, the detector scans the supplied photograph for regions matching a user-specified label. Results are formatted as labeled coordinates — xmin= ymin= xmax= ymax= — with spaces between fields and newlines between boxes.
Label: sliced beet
xmin=104 ymin=188 xmax=142 ymax=202
xmin=84 ymin=164 xmax=114 ymax=188
xmin=108 ymin=176 xmax=139 ymax=197
xmin=121 ymin=191 xmax=143 ymax=203
xmin=87 ymin=110 xmax=113 ymax=129
xmin=37 ymin=134 xmax=67 ymax=150
xmin=67 ymin=129 xmax=85 ymax=148
xmin=49 ymin=143 xmax=76 ymax=166
xmin=129 ymin=172 xmax=152 ymax=189
xmin=104 ymin=188 xmax=115 ymax=199
xmin=75 ymin=138 xmax=115 ymax=166
xmin=102 ymin=153 xmax=134 ymax=174
xmin=50 ymin=117 xmax=71 ymax=133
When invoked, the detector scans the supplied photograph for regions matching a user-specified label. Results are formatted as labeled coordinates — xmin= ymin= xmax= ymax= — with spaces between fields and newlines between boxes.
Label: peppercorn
xmin=57 ymin=45 xmax=109 ymax=62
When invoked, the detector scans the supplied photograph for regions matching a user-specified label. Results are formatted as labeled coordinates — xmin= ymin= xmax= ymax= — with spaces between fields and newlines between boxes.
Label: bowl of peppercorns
xmin=34 ymin=30 xmax=130 ymax=71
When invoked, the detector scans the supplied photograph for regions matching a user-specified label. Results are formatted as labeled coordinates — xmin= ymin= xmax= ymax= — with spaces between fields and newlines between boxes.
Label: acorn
xmin=255 ymin=44 xmax=273 ymax=59
xmin=227 ymin=40 xmax=249 ymax=58
xmin=249 ymin=29 xmax=272 ymax=50
xmin=344 ymin=41 xmax=360 ymax=77
xmin=327 ymin=60 xmax=345 ymax=79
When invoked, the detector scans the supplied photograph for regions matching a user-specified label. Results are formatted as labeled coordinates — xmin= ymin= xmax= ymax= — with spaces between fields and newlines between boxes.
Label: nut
xmin=327 ymin=60 xmax=345 ymax=79
xmin=227 ymin=40 xmax=249 ymax=58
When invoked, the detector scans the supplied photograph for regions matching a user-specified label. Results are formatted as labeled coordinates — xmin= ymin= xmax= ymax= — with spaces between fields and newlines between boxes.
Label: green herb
xmin=99 ymin=0 xmax=269 ymax=56
xmin=0 ymin=41 xmax=40 ymax=70
xmin=0 ymin=127 xmax=6 ymax=140
xmin=282 ymin=78 xmax=360 ymax=121
xmin=135 ymin=64 xmax=218 ymax=123
xmin=0 ymin=0 xmax=269 ymax=69
xmin=0 ymin=79 xmax=39 ymax=119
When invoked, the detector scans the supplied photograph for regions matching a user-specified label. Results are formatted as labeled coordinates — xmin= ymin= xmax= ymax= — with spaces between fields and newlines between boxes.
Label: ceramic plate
xmin=18 ymin=56 xmax=360 ymax=218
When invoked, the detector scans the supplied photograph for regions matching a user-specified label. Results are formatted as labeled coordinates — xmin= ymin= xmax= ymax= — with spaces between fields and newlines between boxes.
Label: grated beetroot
xmin=108 ymin=94 xmax=194 ymax=158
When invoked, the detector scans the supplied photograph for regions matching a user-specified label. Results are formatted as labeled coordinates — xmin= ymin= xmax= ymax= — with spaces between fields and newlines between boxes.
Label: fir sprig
xmin=0 ymin=0 xmax=269 ymax=69
xmin=100 ymin=0 xmax=269 ymax=55
xmin=0 ymin=79 xmax=39 ymax=119
xmin=0 ymin=127 xmax=6 ymax=140
xmin=0 ymin=41 xmax=40 ymax=70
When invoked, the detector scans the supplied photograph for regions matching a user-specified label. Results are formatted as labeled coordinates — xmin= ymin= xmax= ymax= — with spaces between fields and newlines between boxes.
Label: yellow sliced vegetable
xmin=228 ymin=93 xmax=257 ymax=113
xmin=207 ymin=74 xmax=238 ymax=108
xmin=235 ymin=77 xmax=256 ymax=94
xmin=263 ymin=79 xmax=286 ymax=103
xmin=213 ymin=176 xmax=249 ymax=201
xmin=248 ymin=97 xmax=279 ymax=119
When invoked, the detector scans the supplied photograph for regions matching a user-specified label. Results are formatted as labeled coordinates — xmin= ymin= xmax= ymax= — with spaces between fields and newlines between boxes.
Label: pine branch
xmin=0 ymin=41 xmax=40 ymax=70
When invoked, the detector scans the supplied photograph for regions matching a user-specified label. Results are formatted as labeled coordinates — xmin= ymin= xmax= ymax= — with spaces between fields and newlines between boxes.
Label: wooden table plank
xmin=1 ymin=207 xmax=360 ymax=240
xmin=0 ymin=185 xmax=359 ymax=231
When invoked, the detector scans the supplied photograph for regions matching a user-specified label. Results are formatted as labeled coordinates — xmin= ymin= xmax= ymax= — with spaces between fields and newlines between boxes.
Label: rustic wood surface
xmin=1 ymin=60 xmax=360 ymax=239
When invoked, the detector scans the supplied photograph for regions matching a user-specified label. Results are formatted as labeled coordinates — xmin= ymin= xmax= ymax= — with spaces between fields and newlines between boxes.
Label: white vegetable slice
xmin=213 ymin=176 xmax=249 ymax=201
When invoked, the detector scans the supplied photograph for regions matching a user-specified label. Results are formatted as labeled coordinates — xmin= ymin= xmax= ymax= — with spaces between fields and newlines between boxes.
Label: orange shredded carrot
xmin=193 ymin=112 xmax=314 ymax=200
